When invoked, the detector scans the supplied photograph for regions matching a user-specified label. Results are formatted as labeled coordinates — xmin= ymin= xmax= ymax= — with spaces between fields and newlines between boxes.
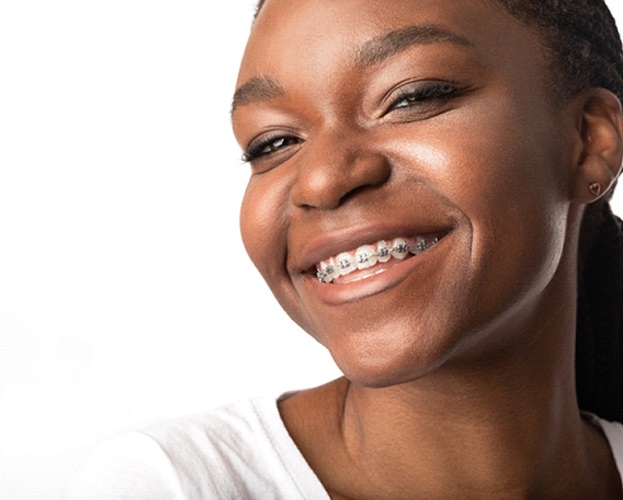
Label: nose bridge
xmin=290 ymin=127 xmax=390 ymax=209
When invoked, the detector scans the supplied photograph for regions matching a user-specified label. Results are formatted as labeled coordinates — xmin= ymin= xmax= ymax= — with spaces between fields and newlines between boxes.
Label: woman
xmin=69 ymin=0 xmax=623 ymax=497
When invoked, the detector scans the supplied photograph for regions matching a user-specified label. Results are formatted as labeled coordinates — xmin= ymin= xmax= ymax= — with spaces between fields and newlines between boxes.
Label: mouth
xmin=315 ymin=233 xmax=444 ymax=284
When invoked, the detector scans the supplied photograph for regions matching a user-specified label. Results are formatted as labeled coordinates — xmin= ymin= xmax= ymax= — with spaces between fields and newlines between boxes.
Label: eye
xmin=384 ymin=81 xmax=460 ymax=115
xmin=242 ymin=134 xmax=303 ymax=163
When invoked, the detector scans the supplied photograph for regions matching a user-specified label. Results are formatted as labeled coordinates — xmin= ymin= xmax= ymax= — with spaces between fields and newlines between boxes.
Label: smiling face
xmin=232 ymin=0 xmax=581 ymax=386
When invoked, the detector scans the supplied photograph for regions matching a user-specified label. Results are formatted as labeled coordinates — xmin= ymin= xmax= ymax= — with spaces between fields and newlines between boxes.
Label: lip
xmin=292 ymin=222 xmax=454 ymax=303
xmin=301 ymin=229 xmax=451 ymax=305
xmin=295 ymin=222 xmax=454 ymax=273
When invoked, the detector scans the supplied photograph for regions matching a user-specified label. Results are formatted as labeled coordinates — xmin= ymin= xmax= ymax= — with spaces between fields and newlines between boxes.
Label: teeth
xmin=317 ymin=257 xmax=339 ymax=283
xmin=355 ymin=245 xmax=377 ymax=270
xmin=391 ymin=238 xmax=409 ymax=260
xmin=336 ymin=252 xmax=356 ymax=275
xmin=411 ymin=236 xmax=427 ymax=255
xmin=376 ymin=240 xmax=391 ymax=263
xmin=316 ymin=235 xmax=441 ymax=283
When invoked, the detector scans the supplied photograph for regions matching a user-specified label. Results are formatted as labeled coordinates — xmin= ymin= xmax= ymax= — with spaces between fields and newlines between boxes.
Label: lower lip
xmin=302 ymin=234 xmax=448 ymax=305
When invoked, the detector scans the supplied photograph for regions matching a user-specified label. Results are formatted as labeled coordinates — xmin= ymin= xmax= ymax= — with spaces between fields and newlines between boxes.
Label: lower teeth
xmin=316 ymin=237 xmax=439 ymax=283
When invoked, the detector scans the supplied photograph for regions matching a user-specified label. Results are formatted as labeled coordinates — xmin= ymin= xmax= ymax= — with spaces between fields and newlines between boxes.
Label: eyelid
xmin=380 ymin=79 xmax=461 ymax=116
xmin=242 ymin=128 xmax=304 ymax=164
xmin=244 ymin=131 xmax=283 ymax=160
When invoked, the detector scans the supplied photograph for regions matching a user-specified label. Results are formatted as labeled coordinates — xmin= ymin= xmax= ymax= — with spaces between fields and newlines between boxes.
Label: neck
xmin=336 ymin=287 xmax=611 ymax=498
xmin=342 ymin=364 xmax=582 ymax=496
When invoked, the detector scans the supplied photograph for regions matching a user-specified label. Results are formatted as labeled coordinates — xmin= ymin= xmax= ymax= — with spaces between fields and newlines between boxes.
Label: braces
xmin=316 ymin=237 xmax=439 ymax=283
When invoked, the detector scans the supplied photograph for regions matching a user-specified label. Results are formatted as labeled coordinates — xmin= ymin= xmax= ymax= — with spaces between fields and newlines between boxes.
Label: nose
xmin=290 ymin=132 xmax=391 ymax=210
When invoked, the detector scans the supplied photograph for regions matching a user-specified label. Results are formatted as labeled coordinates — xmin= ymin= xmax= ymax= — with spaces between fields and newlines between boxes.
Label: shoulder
xmin=66 ymin=396 xmax=328 ymax=500
xmin=65 ymin=431 xmax=185 ymax=500
xmin=585 ymin=413 xmax=623 ymax=481
xmin=595 ymin=417 xmax=623 ymax=462
xmin=141 ymin=397 xmax=294 ymax=495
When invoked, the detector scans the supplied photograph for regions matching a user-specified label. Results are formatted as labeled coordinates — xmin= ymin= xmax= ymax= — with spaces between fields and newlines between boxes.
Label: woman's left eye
xmin=385 ymin=81 xmax=460 ymax=114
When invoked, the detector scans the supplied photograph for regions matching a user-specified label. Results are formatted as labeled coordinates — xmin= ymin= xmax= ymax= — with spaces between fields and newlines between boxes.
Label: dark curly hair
xmin=252 ymin=0 xmax=623 ymax=421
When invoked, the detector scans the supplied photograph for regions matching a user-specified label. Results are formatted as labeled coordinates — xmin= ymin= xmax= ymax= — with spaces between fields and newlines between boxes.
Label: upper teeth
xmin=316 ymin=236 xmax=438 ymax=283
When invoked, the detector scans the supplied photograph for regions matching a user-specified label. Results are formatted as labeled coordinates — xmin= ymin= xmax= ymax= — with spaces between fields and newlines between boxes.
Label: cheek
xmin=240 ymin=175 xmax=320 ymax=335
xmin=454 ymin=126 xmax=570 ymax=320
xmin=456 ymin=107 xmax=570 ymax=244
xmin=389 ymin=103 xmax=571 ymax=303
xmin=395 ymin=94 xmax=570 ymax=225
xmin=240 ymin=171 xmax=305 ymax=306
xmin=239 ymin=177 xmax=286 ymax=275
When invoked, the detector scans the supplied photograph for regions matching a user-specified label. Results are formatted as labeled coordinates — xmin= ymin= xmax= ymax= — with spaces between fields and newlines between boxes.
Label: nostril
xmin=337 ymin=156 xmax=391 ymax=204
xmin=338 ymin=183 xmax=382 ymax=206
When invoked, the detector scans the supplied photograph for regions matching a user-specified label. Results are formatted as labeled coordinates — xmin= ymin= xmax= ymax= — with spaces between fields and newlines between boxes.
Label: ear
xmin=572 ymin=88 xmax=623 ymax=204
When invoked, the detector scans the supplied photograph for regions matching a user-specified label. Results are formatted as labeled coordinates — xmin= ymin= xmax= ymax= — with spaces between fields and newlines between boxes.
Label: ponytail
xmin=576 ymin=201 xmax=623 ymax=421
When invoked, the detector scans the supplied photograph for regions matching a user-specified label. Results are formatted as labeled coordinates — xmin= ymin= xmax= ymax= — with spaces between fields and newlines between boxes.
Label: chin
xmin=311 ymin=309 xmax=466 ymax=388
xmin=328 ymin=341 xmax=449 ymax=389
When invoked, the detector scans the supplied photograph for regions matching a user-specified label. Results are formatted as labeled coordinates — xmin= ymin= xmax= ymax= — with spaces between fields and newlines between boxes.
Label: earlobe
xmin=573 ymin=88 xmax=623 ymax=204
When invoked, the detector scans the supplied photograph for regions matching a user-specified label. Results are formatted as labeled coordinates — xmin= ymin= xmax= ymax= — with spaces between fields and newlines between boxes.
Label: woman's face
xmin=232 ymin=0 xmax=578 ymax=386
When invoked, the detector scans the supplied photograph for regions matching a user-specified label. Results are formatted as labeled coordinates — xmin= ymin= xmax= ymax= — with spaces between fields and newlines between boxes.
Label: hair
xmin=253 ymin=0 xmax=623 ymax=421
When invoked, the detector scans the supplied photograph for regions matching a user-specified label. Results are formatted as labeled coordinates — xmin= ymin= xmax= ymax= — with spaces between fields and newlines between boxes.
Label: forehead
xmin=235 ymin=0 xmax=547 ymax=108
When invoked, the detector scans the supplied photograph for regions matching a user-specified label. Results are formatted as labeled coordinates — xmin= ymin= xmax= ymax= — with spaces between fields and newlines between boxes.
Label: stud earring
xmin=589 ymin=182 xmax=602 ymax=197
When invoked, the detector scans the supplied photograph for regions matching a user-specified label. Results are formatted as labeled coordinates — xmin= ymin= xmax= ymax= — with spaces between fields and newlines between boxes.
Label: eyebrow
xmin=355 ymin=24 xmax=473 ymax=67
xmin=231 ymin=76 xmax=284 ymax=113
xmin=231 ymin=24 xmax=473 ymax=113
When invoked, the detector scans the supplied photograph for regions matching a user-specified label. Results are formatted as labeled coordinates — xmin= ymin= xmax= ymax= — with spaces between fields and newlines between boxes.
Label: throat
xmin=330 ymin=381 xmax=615 ymax=499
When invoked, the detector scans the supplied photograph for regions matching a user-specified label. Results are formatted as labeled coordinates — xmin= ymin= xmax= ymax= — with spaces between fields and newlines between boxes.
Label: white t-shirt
xmin=66 ymin=397 xmax=623 ymax=499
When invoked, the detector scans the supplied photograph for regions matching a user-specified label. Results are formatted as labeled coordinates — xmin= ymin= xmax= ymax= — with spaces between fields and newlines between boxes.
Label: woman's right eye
xmin=242 ymin=135 xmax=302 ymax=163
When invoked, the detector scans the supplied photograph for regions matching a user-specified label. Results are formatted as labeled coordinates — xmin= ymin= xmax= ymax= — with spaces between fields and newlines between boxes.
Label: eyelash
xmin=242 ymin=81 xmax=461 ymax=164
xmin=386 ymin=81 xmax=459 ymax=113
xmin=242 ymin=135 xmax=302 ymax=164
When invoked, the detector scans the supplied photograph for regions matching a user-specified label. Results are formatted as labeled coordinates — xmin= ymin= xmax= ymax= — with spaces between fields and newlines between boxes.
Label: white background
xmin=1 ymin=1 xmax=623 ymax=498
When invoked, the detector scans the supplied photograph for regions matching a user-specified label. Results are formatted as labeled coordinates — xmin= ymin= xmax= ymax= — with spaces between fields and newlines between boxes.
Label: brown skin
xmin=232 ymin=0 xmax=623 ymax=497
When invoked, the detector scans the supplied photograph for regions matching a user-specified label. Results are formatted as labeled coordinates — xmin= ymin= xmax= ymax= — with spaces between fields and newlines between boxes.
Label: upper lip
xmin=293 ymin=221 xmax=455 ymax=275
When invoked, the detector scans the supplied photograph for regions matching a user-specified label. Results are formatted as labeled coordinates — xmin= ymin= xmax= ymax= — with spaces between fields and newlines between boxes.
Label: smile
xmin=316 ymin=235 xmax=441 ymax=284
